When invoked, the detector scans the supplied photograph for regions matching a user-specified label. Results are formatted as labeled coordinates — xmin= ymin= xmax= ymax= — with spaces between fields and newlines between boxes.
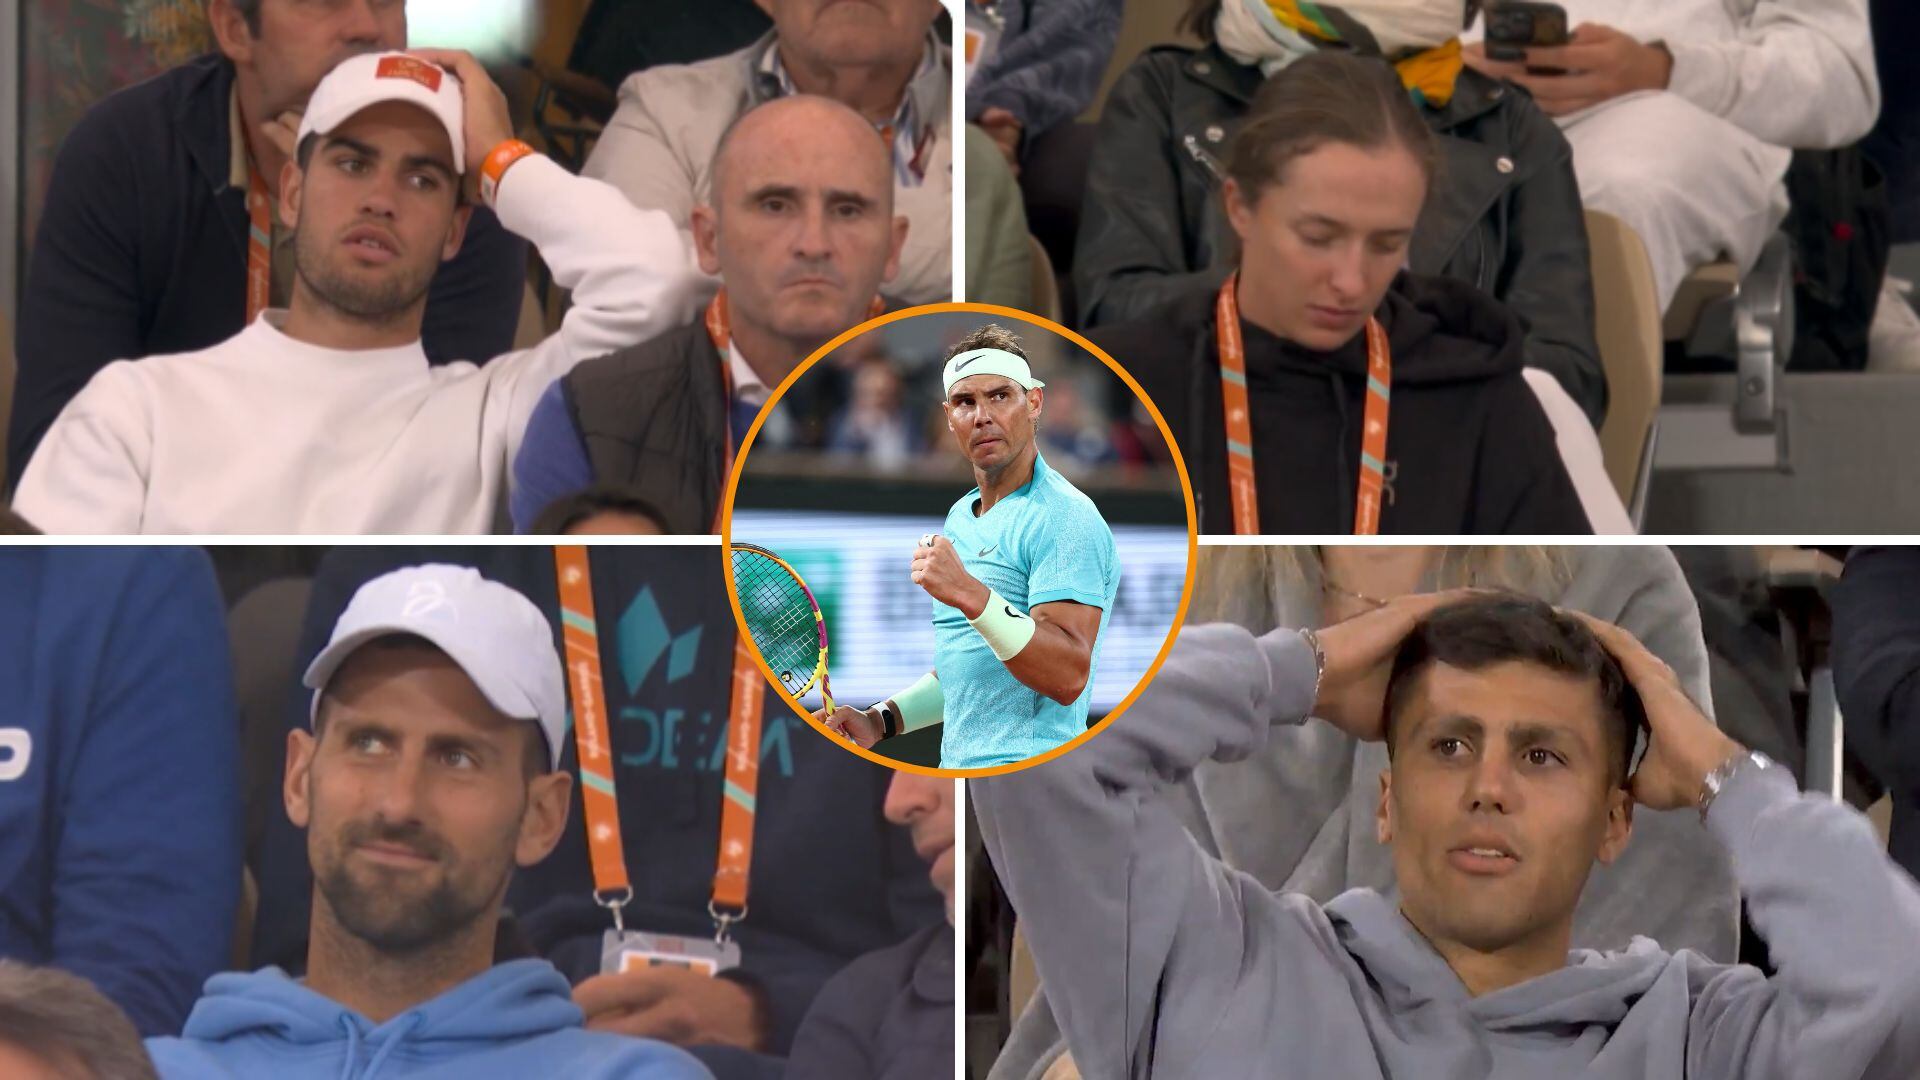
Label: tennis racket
xmin=729 ymin=542 xmax=835 ymax=717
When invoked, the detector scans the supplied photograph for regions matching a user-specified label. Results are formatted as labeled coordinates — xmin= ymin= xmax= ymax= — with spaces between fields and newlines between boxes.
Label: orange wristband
xmin=479 ymin=139 xmax=537 ymax=207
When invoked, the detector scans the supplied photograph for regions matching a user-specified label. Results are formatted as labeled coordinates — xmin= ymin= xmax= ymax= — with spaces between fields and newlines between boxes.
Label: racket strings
xmin=732 ymin=550 xmax=823 ymax=688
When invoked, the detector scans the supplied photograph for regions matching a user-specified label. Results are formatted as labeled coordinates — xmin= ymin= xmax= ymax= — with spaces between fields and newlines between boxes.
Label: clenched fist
xmin=911 ymin=535 xmax=989 ymax=617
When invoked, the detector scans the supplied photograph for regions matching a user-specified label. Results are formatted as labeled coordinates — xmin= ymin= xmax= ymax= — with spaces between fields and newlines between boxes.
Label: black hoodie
xmin=1090 ymin=272 xmax=1592 ymax=534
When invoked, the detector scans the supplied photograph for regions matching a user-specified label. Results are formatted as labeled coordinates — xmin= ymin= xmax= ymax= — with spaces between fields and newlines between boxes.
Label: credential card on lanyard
xmin=601 ymin=929 xmax=742 ymax=976
xmin=965 ymin=5 xmax=1004 ymax=84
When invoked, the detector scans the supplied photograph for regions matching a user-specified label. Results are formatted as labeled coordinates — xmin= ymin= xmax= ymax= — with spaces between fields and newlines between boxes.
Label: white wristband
xmin=969 ymin=589 xmax=1037 ymax=661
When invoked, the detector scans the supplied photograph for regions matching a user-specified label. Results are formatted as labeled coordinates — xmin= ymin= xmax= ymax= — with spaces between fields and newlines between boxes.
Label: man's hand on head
xmin=1310 ymin=589 xmax=1488 ymax=742
xmin=404 ymin=48 xmax=518 ymax=198
xmin=1572 ymin=613 xmax=1742 ymax=812
xmin=1462 ymin=24 xmax=1672 ymax=117
xmin=258 ymin=109 xmax=304 ymax=164
xmin=911 ymin=535 xmax=990 ymax=617
xmin=574 ymin=967 xmax=767 ymax=1050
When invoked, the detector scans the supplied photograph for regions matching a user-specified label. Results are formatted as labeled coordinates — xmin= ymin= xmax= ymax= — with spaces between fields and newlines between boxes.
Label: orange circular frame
xmin=719 ymin=302 xmax=1199 ymax=778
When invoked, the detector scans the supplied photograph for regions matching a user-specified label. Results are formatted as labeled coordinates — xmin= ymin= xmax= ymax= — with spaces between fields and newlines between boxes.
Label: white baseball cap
xmin=942 ymin=348 xmax=1046 ymax=396
xmin=298 ymin=52 xmax=467 ymax=173
xmin=303 ymin=564 xmax=566 ymax=771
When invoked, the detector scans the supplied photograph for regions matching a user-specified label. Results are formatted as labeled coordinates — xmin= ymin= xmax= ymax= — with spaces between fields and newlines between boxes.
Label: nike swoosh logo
xmin=1005 ymin=605 xmax=1028 ymax=621
xmin=953 ymin=354 xmax=984 ymax=372
xmin=977 ymin=545 xmax=998 ymax=557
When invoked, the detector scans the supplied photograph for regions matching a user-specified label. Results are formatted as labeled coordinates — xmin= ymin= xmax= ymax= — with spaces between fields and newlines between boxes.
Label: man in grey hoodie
xmin=973 ymin=592 xmax=1920 ymax=1079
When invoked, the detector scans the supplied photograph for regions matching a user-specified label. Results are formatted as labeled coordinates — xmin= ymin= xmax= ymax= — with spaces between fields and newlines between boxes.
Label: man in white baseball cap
xmin=147 ymin=564 xmax=712 ymax=1079
xmin=16 ymin=48 xmax=694 ymax=535
xmin=818 ymin=322 xmax=1120 ymax=770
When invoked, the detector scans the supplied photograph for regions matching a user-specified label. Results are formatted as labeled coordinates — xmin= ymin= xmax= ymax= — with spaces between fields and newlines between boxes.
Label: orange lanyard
xmin=554 ymin=546 xmax=763 ymax=938
xmin=245 ymin=165 xmax=273 ymax=322
xmin=1215 ymin=272 xmax=1392 ymax=534
xmin=703 ymin=290 xmax=886 ymax=533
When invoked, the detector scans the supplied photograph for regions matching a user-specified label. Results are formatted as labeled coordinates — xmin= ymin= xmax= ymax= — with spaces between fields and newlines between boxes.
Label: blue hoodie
xmin=147 ymin=959 xmax=714 ymax=1079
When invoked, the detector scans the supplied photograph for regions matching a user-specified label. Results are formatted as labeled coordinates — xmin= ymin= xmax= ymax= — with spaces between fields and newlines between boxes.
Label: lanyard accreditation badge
xmin=705 ymin=289 xmax=886 ymax=533
xmin=965 ymin=2 xmax=1006 ymax=84
xmin=1214 ymin=271 xmax=1392 ymax=534
xmin=555 ymin=547 xmax=763 ymax=976
xmin=245 ymin=164 xmax=273 ymax=323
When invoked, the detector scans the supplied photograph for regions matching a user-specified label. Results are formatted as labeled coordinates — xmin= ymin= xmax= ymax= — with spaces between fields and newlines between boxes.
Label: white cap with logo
xmin=298 ymin=52 xmax=467 ymax=172
xmin=303 ymin=564 xmax=565 ymax=771
xmin=942 ymin=348 xmax=1047 ymax=397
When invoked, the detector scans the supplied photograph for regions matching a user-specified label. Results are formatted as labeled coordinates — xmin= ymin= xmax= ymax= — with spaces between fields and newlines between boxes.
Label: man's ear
xmin=882 ymin=213 xmax=908 ymax=285
xmin=207 ymin=0 xmax=257 ymax=65
xmin=1376 ymin=766 xmax=1394 ymax=845
xmin=691 ymin=204 xmax=723 ymax=277
xmin=279 ymin=161 xmax=304 ymax=231
xmin=1027 ymin=386 xmax=1043 ymax=422
xmin=442 ymin=204 xmax=472 ymax=263
xmin=516 ymin=772 xmax=574 ymax=867
xmin=285 ymin=727 xmax=318 ymax=829
xmin=1596 ymin=786 xmax=1634 ymax=865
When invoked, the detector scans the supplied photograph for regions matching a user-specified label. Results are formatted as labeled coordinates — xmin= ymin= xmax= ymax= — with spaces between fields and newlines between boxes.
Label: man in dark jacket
xmin=249 ymin=546 xmax=943 ymax=1070
xmin=7 ymin=0 xmax=527 ymax=488
xmin=1831 ymin=545 xmax=1920 ymax=879
xmin=783 ymin=770 xmax=953 ymax=1079
xmin=1073 ymin=3 xmax=1603 ymax=425
xmin=510 ymin=93 xmax=906 ymax=533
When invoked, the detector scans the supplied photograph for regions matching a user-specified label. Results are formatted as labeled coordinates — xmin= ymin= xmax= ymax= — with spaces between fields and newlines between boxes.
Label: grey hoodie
xmin=972 ymin=623 xmax=1920 ymax=1079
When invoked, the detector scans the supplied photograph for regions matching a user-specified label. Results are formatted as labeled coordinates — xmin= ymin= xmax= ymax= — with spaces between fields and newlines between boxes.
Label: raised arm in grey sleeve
xmin=971 ymin=623 xmax=1318 ymax=1078
xmin=1684 ymin=762 xmax=1920 ymax=1079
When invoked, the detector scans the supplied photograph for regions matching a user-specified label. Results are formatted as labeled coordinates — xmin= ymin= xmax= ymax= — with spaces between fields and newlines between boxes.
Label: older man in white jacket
xmin=1465 ymin=0 xmax=1880 ymax=309
xmin=581 ymin=1 xmax=951 ymax=308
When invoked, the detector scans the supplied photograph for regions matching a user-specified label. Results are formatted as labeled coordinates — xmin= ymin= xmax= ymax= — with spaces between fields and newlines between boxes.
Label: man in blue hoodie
xmin=0 ymin=547 xmax=240 ymax=1038
xmin=976 ymin=591 xmax=1920 ymax=1078
xmin=147 ymin=564 xmax=711 ymax=1079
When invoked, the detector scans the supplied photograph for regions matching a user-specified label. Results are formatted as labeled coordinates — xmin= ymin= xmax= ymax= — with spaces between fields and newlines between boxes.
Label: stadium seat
xmin=1 ymin=309 xmax=13 ymax=492
xmin=1761 ymin=547 xmax=1848 ymax=802
xmin=1583 ymin=210 xmax=1662 ymax=524
xmin=1028 ymin=235 xmax=1063 ymax=326
xmin=1081 ymin=0 xmax=1199 ymax=124
xmin=226 ymin=576 xmax=315 ymax=868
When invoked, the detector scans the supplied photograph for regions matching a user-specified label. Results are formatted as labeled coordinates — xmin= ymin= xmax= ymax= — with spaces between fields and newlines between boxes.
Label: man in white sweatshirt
xmin=1464 ymin=0 xmax=1880 ymax=310
xmin=13 ymin=49 xmax=692 ymax=534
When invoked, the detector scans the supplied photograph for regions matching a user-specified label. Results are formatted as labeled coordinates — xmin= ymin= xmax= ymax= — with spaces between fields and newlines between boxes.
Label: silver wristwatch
xmin=1698 ymin=749 xmax=1771 ymax=824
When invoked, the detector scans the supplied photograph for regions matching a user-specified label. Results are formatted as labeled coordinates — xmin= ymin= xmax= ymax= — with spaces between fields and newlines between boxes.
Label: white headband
xmin=942 ymin=348 xmax=1047 ymax=396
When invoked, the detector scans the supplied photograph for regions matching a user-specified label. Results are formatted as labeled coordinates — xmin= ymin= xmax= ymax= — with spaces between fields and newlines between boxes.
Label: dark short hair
xmin=1384 ymin=594 xmax=1644 ymax=785
xmin=315 ymin=633 xmax=550 ymax=779
xmin=0 ymin=961 xmax=158 ymax=1080
xmin=1226 ymin=50 xmax=1441 ymax=204
xmin=529 ymin=485 xmax=672 ymax=536
xmin=945 ymin=323 xmax=1028 ymax=363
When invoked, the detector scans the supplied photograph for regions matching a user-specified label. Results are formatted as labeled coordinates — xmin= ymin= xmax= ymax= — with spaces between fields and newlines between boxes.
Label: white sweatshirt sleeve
xmin=1663 ymin=0 xmax=1880 ymax=149
xmin=478 ymin=154 xmax=696 ymax=482
xmin=12 ymin=361 xmax=152 ymax=534
xmin=1522 ymin=368 xmax=1635 ymax=534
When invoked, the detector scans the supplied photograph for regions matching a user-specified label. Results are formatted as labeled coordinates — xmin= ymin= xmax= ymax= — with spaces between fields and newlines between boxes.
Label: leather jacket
xmin=1073 ymin=43 xmax=1606 ymax=424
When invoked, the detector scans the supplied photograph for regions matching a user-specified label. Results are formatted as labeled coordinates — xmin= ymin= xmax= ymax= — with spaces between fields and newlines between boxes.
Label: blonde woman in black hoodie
xmin=1091 ymin=51 xmax=1617 ymax=536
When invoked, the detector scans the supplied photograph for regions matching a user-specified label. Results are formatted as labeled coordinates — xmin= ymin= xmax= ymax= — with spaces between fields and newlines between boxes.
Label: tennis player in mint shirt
xmin=819 ymin=324 xmax=1120 ymax=769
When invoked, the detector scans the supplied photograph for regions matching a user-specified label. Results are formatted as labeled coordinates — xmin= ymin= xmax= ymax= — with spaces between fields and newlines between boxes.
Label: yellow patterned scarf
xmin=1216 ymin=0 xmax=1466 ymax=108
